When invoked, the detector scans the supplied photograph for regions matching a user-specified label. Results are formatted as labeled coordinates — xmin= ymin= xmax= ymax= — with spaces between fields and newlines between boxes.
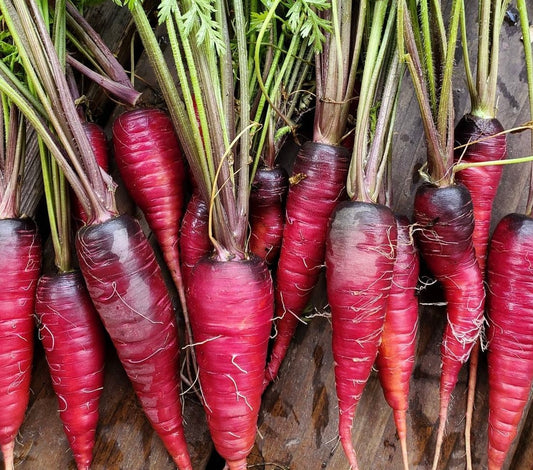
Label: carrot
xmin=179 ymin=191 xmax=210 ymax=288
xmin=375 ymin=215 xmax=419 ymax=470
xmin=454 ymin=115 xmax=506 ymax=467
xmin=455 ymin=2 xmax=509 ymax=460
xmin=186 ymin=254 xmax=273 ymax=470
xmin=264 ymin=141 xmax=349 ymax=384
xmin=399 ymin=1 xmax=485 ymax=466
xmin=249 ymin=165 xmax=288 ymax=265
xmin=73 ymin=121 xmax=110 ymax=226
xmin=326 ymin=201 xmax=397 ymax=470
xmin=0 ymin=218 xmax=41 ymax=469
xmin=484 ymin=213 xmax=533 ymax=469
xmin=75 ymin=214 xmax=192 ymax=469
xmin=454 ymin=116 xmax=506 ymax=271
xmin=35 ymin=271 xmax=105 ymax=470
xmin=413 ymin=182 xmax=485 ymax=468
xmin=112 ymin=108 xmax=187 ymax=292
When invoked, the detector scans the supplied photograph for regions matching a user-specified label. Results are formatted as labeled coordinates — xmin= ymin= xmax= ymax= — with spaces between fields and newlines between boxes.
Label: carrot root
xmin=327 ymin=201 xmax=397 ymax=469
xmin=265 ymin=141 xmax=349 ymax=386
xmin=1 ymin=441 xmax=14 ymax=470
xmin=187 ymin=255 xmax=273 ymax=466
xmin=76 ymin=214 xmax=192 ymax=469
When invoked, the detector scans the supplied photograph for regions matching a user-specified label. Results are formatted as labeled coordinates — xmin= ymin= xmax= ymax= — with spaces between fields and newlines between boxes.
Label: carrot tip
xmin=225 ymin=458 xmax=248 ymax=470
xmin=1 ymin=441 xmax=15 ymax=470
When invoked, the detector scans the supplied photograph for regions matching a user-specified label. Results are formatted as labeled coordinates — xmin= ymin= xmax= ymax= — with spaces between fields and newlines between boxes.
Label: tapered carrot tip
xmin=431 ymin=407 xmax=448 ymax=470
xmin=1 ymin=441 xmax=15 ymax=470
xmin=340 ymin=436 xmax=359 ymax=470
xmin=392 ymin=409 xmax=409 ymax=470
xmin=173 ymin=452 xmax=193 ymax=470
xmin=225 ymin=458 xmax=248 ymax=470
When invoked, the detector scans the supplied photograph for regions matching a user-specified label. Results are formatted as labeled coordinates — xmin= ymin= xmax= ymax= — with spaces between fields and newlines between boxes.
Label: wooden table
xmin=5 ymin=2 xmax=533 ymax=469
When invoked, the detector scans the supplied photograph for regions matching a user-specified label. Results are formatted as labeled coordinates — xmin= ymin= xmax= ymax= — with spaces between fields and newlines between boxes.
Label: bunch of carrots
xmin=1 ymin=0 xmax=533 ymax=469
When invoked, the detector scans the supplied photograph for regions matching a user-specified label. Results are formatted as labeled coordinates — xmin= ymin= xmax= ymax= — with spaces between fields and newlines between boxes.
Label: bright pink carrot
xmin=265 ymin=142 xmax=349 ymax=385
xmin=0 ymin=218 xmax=41 ymax=469
xmin=186 ymin=255 xmax=273 ymax=470
xmin=326 ymin=201 xmax=397 ymax=470
xmin=375 ymin=215 xmax=419 ymax=470
xmin=485 ymin=213 xmax=533 ymax=470
xmin=112 ymin=108 xmax=187 ymax=292
xmin=73 ymin=122 xmax=110 ymax=226
xmin=454 ymin=114 xmax=507 ymax=469
xmin=413 ymin=183 xmax=485 ymax=469
xmin=249 ymin=166 xmax=288 ymax=265
xmin=75 ymin=214 xmax=192 ymax=469
xmin=454 ymin=115 xmax=506 ymax=271
xmin=35 ymin=271 xmax=105 ymax=470
xmin=179 ymin=191 xmax=210 ymax=288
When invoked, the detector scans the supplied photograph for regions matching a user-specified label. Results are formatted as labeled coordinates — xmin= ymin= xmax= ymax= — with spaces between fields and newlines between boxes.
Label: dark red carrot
xmin=186 ymin=254 xmax=273 ymax=470
xmin=0 ymin=218 xmax=41 ymax=469
xmin=112 ymin=108 xmax=187 ymax=291
xmin=326 ymin=201 xmax=397 ymax=470
xmin=485 ymin=213 xmax=533 ymax=470
xmin=413 ymin=182 xmax=485 ymax=469
xmin=249 ymin=165 xmax=288 ymax=265
xmin=179 ymin=191 xmax=210 ymax=288
xmin=75 ymin=214 xmax=192 ymax=469
xmin=264 ymin=141 xmax=349 ymax=385
xmin=35 ymin=271 xmax=105 ymax=470
xmin=73 ymin=121 xmax=110 ymax=226
xmin=375 ymin=215 xmax=419 ymax=470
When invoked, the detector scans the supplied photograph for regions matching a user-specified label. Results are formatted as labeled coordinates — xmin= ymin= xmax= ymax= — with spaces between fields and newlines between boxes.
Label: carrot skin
xmin=35 ymin=271 xmax=105 ymax=470
xmin=186 ymin=255 xmax=273 ymax=468
xmin=179 ymin=191 xmax=210 ymax=288
xmin=265 ymin=142 xmax=349 ymax=384
xmin=326 ymin=201 xmax=397 ymax=469
xmin=486 ymin=213 xmax=533 ymax=470
xmin=0 ymin=218 xmax=41 ymax=467
xmin=413 ymin=183 xmax=485 ymax=467
xmin=454 ymin=114 xmax=506 ymax=272
xmin=76 ymin=214 xmax=192 ymax=469
xmin=414 ymin=183 xmax=484 ymax=396
xmin=112 ymin=108 xmax=187 ymax=290
xmin=249 ymin=166 xmax=288 ymax=265
xmin=376 ymin=215 xmax=419 ymax=467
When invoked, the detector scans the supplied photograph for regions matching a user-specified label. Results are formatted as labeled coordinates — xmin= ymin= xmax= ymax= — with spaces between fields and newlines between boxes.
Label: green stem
xmin=475 ymin=0 xmax=491 ymax=111
xmin=518 ymin=0 xmax=533 ymax=215
xmin=233 ymin=0 xmax=251 ymax=250
xmin=348 ymin=0 xmax=393 ymax=201
xmin=454 ymin=154 xmax=533 ymax=172
xmin=436 ymin=0 xmax=461 ymax=152
xmin=460 ymin=0 xmax=477 ymax=107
